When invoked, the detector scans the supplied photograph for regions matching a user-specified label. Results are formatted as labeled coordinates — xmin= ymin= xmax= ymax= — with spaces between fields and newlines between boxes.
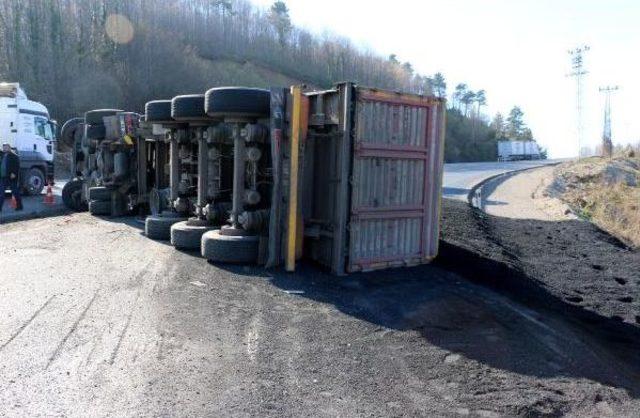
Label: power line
xmin=567 ymin=45 xmax=590 ymax=159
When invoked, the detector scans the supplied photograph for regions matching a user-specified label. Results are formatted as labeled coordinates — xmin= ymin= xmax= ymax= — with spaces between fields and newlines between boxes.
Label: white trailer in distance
xmin=497 ymin=140 xmax=542 ymax=161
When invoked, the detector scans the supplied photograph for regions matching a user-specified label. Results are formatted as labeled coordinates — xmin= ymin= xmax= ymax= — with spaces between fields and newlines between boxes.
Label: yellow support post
xmin=286 ymin=86 xmax=303 ymax=272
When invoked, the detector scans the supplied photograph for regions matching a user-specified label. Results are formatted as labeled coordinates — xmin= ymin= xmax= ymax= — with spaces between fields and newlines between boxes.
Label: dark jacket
xmin=0 ymin=151 xmax=20 ymax=179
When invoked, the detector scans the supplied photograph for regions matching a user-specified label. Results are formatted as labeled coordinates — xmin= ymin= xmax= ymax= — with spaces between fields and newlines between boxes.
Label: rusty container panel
xmin=347 ymin=88 xmax=446 ymax=273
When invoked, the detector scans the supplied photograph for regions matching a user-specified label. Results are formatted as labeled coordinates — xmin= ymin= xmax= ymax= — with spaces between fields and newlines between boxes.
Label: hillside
xmin=0 ymin=0 xmax=416 ymax=120
xmin=0 ymin=0 xmax=506 ymax=163
xmin=195 ymin=58 xmax=306 ymax=88
xmin=550 ymin=155 xmax=640 ymax=248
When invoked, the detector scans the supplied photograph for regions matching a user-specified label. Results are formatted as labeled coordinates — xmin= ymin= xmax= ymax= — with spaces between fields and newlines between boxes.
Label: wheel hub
xmin=219 ymin=225 xmax=254 ymax=237
xmin=28 ymin=175 xmax=42 ymax=192
xmin=186 ymin=217 xmax=211 ymax=227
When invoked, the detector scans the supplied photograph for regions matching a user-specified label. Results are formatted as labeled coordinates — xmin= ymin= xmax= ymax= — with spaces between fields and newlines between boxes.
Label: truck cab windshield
xmin=35 ymin=117 xmax=54 ymax=140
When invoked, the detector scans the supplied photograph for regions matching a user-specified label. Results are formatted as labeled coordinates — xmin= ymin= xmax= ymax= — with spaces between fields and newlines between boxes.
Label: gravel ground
xmin=439 ymin=196 xmax=640 ymax=356
xmin=1 ymin=214 xmax=640 ymax=417
xmin=478 ymin=166 xmax=576 ymax=221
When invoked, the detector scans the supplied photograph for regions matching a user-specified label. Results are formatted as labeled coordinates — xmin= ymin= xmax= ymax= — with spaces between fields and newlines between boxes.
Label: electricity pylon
xmin=568 ymin=46 xmax=590 ymax=158
xmin=599 ymin=86 xmax=619 ymax=157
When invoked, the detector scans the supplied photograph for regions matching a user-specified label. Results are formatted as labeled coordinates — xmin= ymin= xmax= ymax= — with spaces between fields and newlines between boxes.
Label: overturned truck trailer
xmin=167 ymin=82 xmax=447 ymax=275
xmin=59 ymin=83 xmax=446 ymax=275
xmin=266 ymin=83 xmax=446 ymax=274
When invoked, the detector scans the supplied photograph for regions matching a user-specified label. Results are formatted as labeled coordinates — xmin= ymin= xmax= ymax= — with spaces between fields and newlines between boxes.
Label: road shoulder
xmin=477 ymin=165 xmax=575 ymax=221
xmin=0 ymin=182 xmax=66 ymax=224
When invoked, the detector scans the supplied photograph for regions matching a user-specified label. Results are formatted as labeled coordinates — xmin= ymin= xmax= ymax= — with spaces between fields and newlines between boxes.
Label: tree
xmin=431 ymin=72 xmax=446 ymax=98
xmin=505 ymin=106 xmax=534 ymax=141
xmin=453 ymin=83 xmax=467 ymax=110
xmin=491 ymin=113 xmax=506 ymax=139
xmin=539 ymin=147 xmax=548 ymax=160
xmin=269 ymin=1 xmax=292 ymax=47
xmin=521 ymin=127 xmax=534 ymax=141
xmin=461 ymin=90 xmax=475 ymax=117
xmin=388 ymin=54 xmax=399 ymax=64
xmin=414 ymin=75 xmax=432 ymax=95
xmin=506 ymin=106 xmax=525 ymax=139
xmin=475 ymin=89 xmax=486 ymax=118
xmin=469 ymin=89 xmax=486 ymax=141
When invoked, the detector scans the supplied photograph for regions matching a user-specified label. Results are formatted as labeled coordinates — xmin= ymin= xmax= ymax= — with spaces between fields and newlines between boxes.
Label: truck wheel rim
xmin=28 ymin=175 xmax=42 ymax=193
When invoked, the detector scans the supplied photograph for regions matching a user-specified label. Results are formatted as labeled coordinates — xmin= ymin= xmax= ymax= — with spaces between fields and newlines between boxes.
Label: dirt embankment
xmin=550 ymin=156 xmax=640 ymax=248
xmin=438 ymin=197 xmax=640 ymax=333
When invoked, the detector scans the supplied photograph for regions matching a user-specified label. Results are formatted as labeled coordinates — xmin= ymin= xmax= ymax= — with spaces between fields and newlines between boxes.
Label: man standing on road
xmin=0 ymin=142 xmax=23 ymax=212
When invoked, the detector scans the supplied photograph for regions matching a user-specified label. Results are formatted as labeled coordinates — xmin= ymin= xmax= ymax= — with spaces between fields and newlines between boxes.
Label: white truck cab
xmin=0 ymin=82 xmax=56 ymax=195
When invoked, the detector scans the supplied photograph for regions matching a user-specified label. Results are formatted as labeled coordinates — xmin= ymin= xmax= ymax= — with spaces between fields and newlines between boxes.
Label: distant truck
xmin=497 ymin=140 xmax=542 ymax=161
xmin=0 ymin=82 xmax=56 ymax=195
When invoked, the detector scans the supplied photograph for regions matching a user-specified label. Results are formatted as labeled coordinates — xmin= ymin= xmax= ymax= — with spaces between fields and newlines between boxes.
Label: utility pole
xmin=599 ymin=86 xmax=619 ymax=158
xmin=568 ymin=46 xmax=590 ymax=159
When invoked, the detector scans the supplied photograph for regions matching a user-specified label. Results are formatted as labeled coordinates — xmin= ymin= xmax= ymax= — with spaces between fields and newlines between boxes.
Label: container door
xmin=347 ymin=88 xmax=444 ymax=273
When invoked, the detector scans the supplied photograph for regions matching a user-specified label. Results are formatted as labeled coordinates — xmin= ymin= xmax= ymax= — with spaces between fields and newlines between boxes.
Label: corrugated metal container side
xmin=348 ymin=88 xmax=446 ymax=273
xmin=514 ymin=141 xmax=525 ymax=155
xmin=525 ymin=141 xmax=540 ymax=156
xmin=498 ymin=141 xmax=510 ymax=158
xmin=301 ymin=83 xmax=446 ymax=275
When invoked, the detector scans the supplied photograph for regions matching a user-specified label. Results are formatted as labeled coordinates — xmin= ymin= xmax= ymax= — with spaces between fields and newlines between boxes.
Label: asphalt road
xmin=1 ymin=214 xmax=638 ymax=417
xmin=0 ymin=160 xmax=561 ymax=224
xmin=0 ymin=182 xmax=66 ymax=224
xmin=443 ymin=160 xmax=563 ymax=201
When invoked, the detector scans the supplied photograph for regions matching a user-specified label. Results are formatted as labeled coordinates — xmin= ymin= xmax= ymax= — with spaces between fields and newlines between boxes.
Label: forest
xmin=0 ymin=0 xmax=535 ymax=162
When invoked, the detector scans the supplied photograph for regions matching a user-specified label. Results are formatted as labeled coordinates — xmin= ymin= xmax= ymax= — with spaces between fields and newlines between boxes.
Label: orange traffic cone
xmin=44 ymin=182 xmax=55 ymax=205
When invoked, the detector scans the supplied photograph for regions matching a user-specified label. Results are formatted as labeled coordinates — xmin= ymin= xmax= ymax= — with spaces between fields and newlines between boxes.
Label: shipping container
xmin=267 ymin=83 xmax=447 ymax=275
xmin=525 ymin=140 xmax=540 ymax=156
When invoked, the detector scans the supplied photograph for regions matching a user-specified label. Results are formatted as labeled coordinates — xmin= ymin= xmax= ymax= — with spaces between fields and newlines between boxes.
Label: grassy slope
xmin=193 ymin=57 xmax=308 ymax=88
xmin=551 ymin=156 xmax=640 ymax=248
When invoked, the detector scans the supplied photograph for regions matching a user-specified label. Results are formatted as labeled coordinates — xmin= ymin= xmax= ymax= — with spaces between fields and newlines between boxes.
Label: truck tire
xmin=23 ymin=168 xmax=45 ymax=195
xmin=201 ymin=230 xmax=259 ymax=264
xmin=205 ymin=88 xmax=270 ymax=119
xmin=170 ymin=221 xmax=216 ymax=250
xmin=85 ymin=109 xmax=122 ymax=125
xmin=145 ymin=100 xmax=173 ymax=123
xmin=88 ymin=186 xmax=111 ymax=202
xmin=86 ymin=124 xmax=106 ymax=140
xmin=60 ymin=118 xmax=84 ymax=149
xmin=62 ymin=180 xmax=87 ymax=211
xmin=89 ymin=199 xmax=111 ymax=216
xmin=171 ymin=94 xmax=209 ymax=121
xmin=145 ymin=215 xmax=186 ymax=241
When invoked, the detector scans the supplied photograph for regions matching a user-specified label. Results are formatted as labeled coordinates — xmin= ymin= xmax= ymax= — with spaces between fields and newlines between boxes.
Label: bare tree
xmin=0 ymin=0 xmax=454 ymax=124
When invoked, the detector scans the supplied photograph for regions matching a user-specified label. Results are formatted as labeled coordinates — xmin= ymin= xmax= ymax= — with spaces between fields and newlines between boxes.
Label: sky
xmin=250 ymin=0 xmax=640 ymax=158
